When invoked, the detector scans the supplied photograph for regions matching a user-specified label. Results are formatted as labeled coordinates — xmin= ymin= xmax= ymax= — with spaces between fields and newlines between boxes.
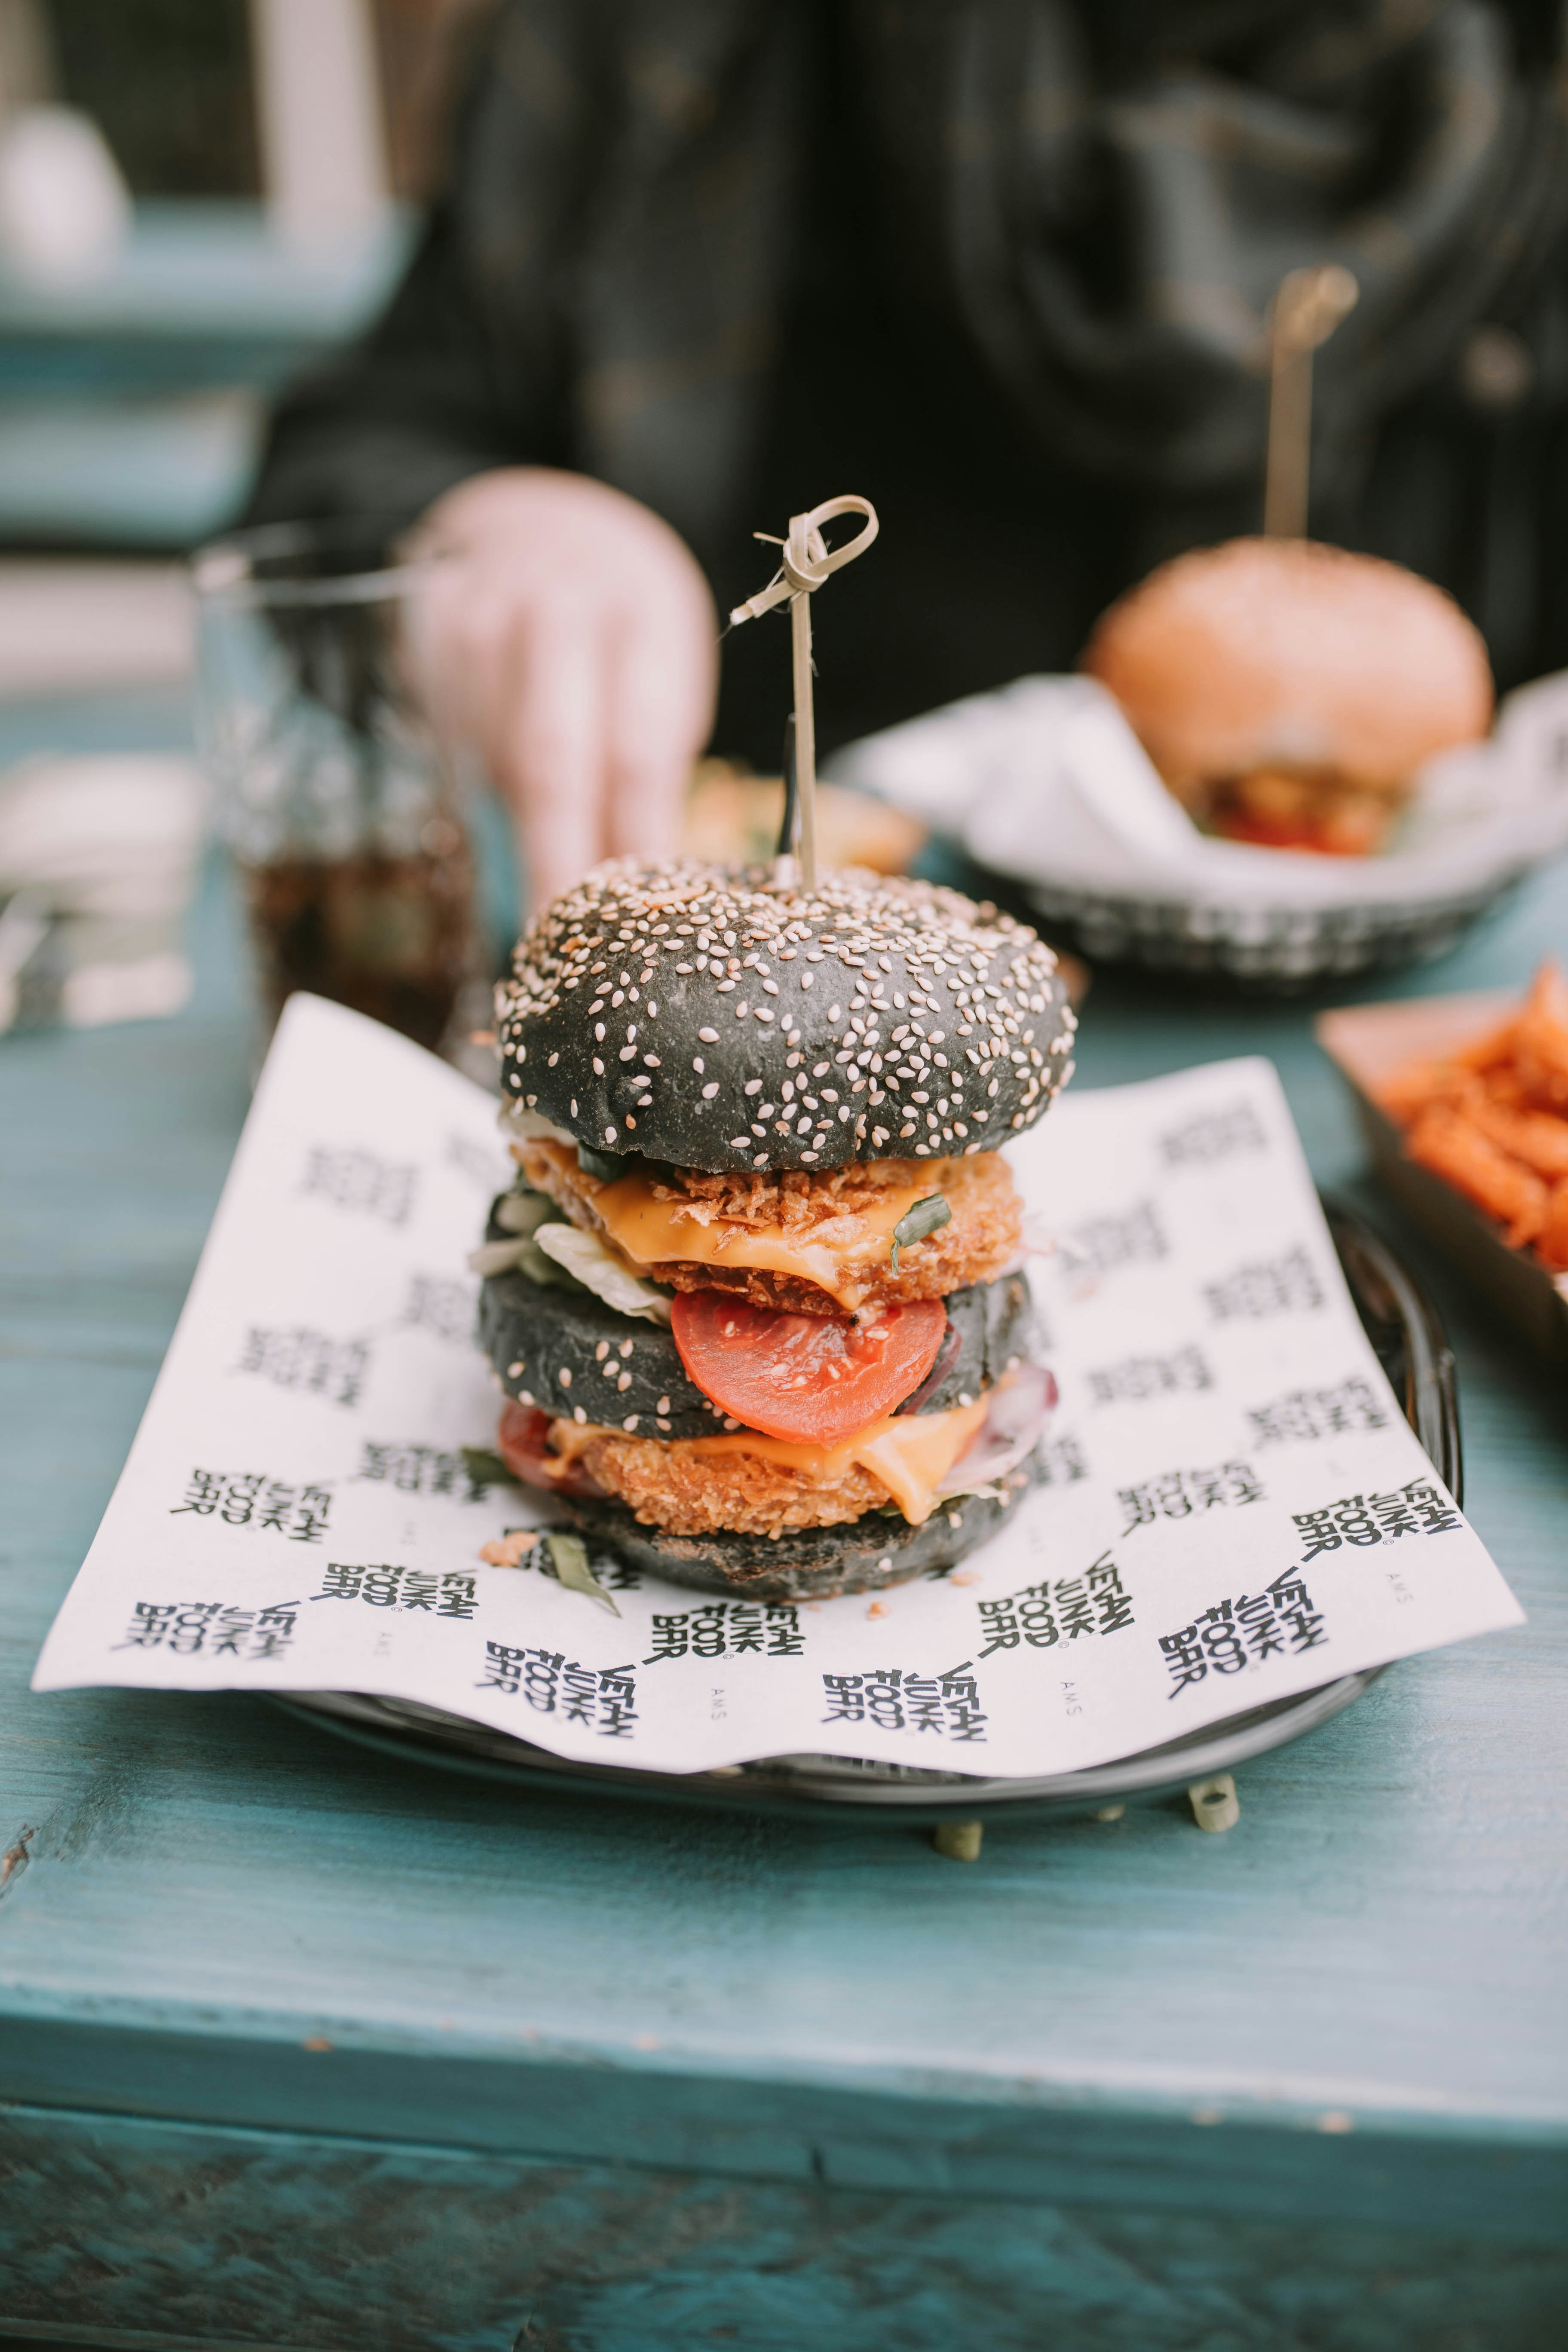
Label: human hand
xmin=407 ymin=468 xmax=717 ymax=906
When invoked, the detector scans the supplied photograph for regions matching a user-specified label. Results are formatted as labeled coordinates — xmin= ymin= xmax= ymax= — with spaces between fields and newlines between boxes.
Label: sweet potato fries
xmin=1375 ymin=962 xmax=1568 ymax=1268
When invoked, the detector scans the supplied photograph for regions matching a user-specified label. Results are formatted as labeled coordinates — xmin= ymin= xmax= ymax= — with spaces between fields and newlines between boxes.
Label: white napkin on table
xmin=0 ymin=753 xmax=205 ymax=1033
xmin=826 ymin=672 xmax=1568 ymax=912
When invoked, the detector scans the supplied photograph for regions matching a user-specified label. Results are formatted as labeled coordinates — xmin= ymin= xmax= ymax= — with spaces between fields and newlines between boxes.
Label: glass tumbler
xmin=191 ymin=519 xmax=481 ymax=1058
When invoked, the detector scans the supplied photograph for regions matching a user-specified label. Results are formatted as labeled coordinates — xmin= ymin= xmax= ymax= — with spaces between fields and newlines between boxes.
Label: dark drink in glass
xmin=193 ymin=519 xmax=481 ymax=1060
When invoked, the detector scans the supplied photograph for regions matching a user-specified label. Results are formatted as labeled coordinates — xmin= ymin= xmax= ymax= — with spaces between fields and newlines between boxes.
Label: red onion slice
xmin=935 ymin=1362 xmax=1057 ymax=1500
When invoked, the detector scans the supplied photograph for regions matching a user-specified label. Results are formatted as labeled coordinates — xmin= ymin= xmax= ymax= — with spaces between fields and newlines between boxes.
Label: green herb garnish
xmin=543 ymin=1530 xmax=621 ymax=1616
xmin=461 ymin=1446 xmax=514 ymax=1494
xmin=890 ymin=1192 xmax=952 ymax=1272
xmin=578 ymin=1144 xmax=629 ymax=1183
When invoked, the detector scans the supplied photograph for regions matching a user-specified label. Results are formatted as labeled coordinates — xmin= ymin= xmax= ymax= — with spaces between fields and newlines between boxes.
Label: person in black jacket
xmin=247 ymin=0 xmax=1568 ymax=903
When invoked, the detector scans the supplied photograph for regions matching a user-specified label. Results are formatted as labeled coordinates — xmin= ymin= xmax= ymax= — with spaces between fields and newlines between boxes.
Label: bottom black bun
xmin=559 ymin=1453 xmax=1041 ymax=1602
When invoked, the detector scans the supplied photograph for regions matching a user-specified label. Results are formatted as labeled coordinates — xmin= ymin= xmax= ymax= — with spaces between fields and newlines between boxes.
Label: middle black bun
xmin=479 ymin=1225 xmax=1036 ymax=1440
xmin=496 ymin=860 xmax=1076 ymax=1174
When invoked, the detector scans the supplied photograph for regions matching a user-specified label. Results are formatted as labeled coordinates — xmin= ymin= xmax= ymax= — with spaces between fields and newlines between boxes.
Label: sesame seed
xmin=558 ymin=1368 xmax=572 ymax=1387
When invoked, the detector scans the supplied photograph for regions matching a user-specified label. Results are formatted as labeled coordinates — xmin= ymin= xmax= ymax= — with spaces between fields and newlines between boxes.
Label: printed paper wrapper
xmin=32 ymin=995 xmax=1523 ymax=1779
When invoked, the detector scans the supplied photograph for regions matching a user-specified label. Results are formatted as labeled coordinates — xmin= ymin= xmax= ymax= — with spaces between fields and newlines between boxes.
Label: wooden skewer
xmin=1263 ymin=265 xmax=1359 ymax=539
xmin=729 ymin=494 xmax=880 ymax=891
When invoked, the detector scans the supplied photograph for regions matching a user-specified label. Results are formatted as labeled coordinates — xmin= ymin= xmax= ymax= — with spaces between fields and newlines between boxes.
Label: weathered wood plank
xmin=3 ymin=2104 xmax=1567 ymax=2352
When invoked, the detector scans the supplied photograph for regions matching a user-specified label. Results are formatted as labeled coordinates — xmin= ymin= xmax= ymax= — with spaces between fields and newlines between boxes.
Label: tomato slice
xmin=497 ymin=1401 xmax=602 ymax=1496
xmin=1212 ymin=809 xmax=1361 ymax=856
xmin=670 ymin=1291 xmax=947 ymax=1446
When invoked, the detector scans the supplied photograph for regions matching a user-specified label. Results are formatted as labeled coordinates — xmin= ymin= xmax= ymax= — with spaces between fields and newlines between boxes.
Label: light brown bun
xmin=683 ymin=760 xmax=927 ymax=875
xmin=1082 ymin=539 xmax=1494 ymax=799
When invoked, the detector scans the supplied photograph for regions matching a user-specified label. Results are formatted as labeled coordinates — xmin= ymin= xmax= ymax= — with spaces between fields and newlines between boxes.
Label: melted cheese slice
xmin=552 ymin=1395 xmax=988 ymax=1527
xmin=593 ymin=1165 xmax=931 ymax=1308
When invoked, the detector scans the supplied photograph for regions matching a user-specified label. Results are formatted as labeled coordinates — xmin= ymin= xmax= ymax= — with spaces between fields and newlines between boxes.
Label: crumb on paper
xmin=866 ymin=1599 xmax=889 ymax=1619
xmin=480 ymin=1530 xmax=538 ymax=1568
xmin=948 ymin=1571 xmax=980 ymax=1587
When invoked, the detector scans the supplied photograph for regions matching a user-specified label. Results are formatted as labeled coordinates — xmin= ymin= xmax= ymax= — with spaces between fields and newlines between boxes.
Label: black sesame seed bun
xmin=496 ymin=859 xmax=1076 ymax=1174
xmin=479 ymin=1231 xmax=1038 ymax=1440
xmin=560 ymin=1457 xmax=1041 ymax=1601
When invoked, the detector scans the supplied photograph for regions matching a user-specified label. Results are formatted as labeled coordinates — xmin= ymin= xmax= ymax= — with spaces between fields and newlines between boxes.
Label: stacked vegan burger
xmin=475 ymin=858 xmax=1076 ymax=1599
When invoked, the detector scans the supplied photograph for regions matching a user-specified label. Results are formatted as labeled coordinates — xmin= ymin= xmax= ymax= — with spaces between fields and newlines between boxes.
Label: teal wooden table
xmin=3 ymin=709 xmax=1567 ymax=2350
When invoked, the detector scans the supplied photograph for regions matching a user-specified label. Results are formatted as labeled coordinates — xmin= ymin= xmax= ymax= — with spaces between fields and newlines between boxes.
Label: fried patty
xmin=561 ymin=1424 xmax=893 ymax=1536
xmin=517 ymin=1141 xmax=1021 ymax=1314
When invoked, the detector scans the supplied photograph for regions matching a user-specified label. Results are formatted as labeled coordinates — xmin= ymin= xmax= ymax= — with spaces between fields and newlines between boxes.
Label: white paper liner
xmin=825 ymin=671 xmax=1568 ymax=912
xmin=32 ymin=995 xmax=1522 ymax=1778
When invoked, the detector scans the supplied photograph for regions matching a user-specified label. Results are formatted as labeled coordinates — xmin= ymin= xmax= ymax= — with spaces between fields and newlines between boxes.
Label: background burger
xmin=1083 ymin=537 xmax=1494 ymax=856
xmin=474 ymin=859 xmax=1076 ymax=1601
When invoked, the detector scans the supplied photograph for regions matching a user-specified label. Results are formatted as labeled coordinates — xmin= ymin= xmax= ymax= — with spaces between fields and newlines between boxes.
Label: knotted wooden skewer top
xmin=729 ymin=493 xmax=880 ymax=890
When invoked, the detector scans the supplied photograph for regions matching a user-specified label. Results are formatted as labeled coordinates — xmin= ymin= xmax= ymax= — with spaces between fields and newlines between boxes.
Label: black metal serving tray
xmin=278 ymin=1196 xmax=1459 ymax=1824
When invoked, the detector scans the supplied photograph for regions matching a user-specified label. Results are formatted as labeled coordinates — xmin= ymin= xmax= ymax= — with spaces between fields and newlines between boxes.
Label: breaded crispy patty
xmin=563 ymin=1424 xmax=891 ymax=1535
xmin=518 ymin=1141 xmax=1020 ymax=1314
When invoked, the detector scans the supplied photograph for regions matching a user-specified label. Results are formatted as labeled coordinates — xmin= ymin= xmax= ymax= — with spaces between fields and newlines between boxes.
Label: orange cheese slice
xmin=590 ymin=1165 xmax=929 ymax=1309
xmin=551 ymin=1394 xmax=988 ymax=1527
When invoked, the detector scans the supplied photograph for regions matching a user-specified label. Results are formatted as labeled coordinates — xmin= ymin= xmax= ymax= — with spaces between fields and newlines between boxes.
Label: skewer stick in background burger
xmin=1262 ymin=263 xmax=1359 ymax=540
xmin=728 ymin=495 xmax=880 ymax=891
